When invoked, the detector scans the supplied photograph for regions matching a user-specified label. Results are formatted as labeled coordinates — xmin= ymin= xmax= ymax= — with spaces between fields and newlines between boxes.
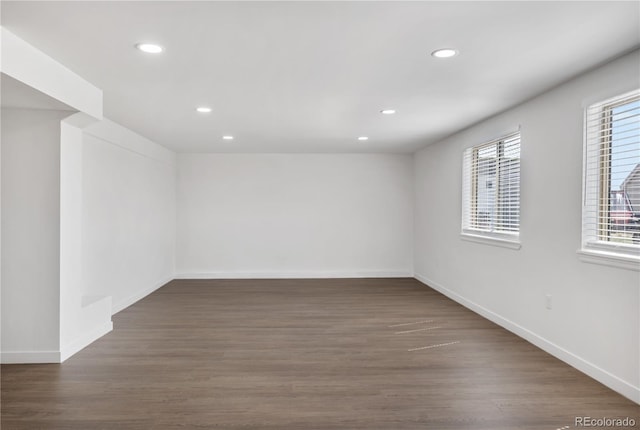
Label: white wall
xmin=1 ymin=28 xmax=107 ymax=363
xmin=177 ymin=154 xmax=413 ymax=278
xmin=0 ymin=30 xmax=172 ymax=363
xmin=413 ymin=50 xmax=640 ymax=402
xmin=1 ymin=111 xmax=176 ymax=361
xmin=1 ymin=108 xmax=69 ymax=361
xmin=59 ymin=113 xmax=112 ymax=361
xmin=81 ymin=119 xmax=176 ymax=313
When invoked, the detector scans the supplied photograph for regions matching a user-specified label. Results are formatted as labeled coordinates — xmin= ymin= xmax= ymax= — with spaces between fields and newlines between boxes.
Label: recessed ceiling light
xmin=358 ymin=136 xmax=369 ymax=141
xmin=135 ymin=43 xmax=163 ymax=54
xmin=380 ymin=109 xmax=396 ymax=115
xmin=196 ymin=107 xmax=212 ymax=113
xmin=222 ymin=135 xmax=234 ymax=140
xmin=431 ymin=48 xmax=458 ymax=58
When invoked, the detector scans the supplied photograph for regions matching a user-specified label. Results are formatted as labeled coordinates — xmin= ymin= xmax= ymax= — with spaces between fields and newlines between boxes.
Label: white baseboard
xmin=112 ymin=276 xmax=173 ymax=314
xmin=60 ymin=320 xmax=113 ymax=362
xmin=413 ymin=273 xmax=640 ymax=405
xmin=175 ymin=270 xmax=413 ymax=280
xmin=1 ymin=350 xmax=61 ymax=364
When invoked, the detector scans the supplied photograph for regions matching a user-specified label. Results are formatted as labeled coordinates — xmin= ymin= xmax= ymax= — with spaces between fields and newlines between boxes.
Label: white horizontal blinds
xmin=498 ymin=134 xmax=521 ymax=232
xmin=462 ymin=148 xmax=473 ymax=230
xmin=473 ymin=142 xmax=497 ymax=231
xmin=584 ymin=89 xmax=640 ymax=248
xmin=462 ymin=132 xmax=521 ymax=234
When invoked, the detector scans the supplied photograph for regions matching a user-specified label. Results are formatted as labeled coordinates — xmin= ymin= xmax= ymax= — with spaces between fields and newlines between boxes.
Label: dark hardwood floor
xmin=2 ymin=278 xmax=638 ymax=429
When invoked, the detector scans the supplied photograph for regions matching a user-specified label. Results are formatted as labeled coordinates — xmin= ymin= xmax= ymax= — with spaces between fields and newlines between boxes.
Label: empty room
xmin=1 ymin=1 xmax=639 ymax=429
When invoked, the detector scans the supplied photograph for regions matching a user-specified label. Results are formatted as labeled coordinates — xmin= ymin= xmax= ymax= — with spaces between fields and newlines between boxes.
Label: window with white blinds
xmin=583 ymin=89 xmax=640 ymax=257
xmin=462 ymin=132 xmax=521 ymax=242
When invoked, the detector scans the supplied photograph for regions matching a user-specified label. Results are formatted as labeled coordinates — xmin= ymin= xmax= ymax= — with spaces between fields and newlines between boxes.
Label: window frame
xmin=579 ymin=89 xmax=640 ymax=270
xmin=461 ymin=131 xmax=522 ymax=249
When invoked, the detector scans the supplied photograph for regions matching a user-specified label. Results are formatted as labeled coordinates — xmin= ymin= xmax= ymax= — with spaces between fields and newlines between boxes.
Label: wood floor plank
xmin=2 ymin=278 xmax=638 ymax=429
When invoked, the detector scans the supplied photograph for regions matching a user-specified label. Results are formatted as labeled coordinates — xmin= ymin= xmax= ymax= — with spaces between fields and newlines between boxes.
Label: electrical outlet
xmin=545 ymin=294 xmax=552 ymax=310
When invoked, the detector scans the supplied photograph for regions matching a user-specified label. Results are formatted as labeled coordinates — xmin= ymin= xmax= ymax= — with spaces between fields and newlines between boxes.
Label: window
xmin=462 ymin=132 xmax=521 ymax=246
xmin=582 ymin=89 xmax=640 ymax=263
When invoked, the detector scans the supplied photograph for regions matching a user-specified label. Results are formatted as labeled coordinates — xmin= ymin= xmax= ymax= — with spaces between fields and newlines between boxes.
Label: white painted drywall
xmin=413 ymin=50 xmax=640 ymax=402
xmin=1 ymin=108 xmax=69 ymax=360
xmin=176 ymin=154 xmax=413 ymax=278
xmin=59 ymin=113 xmax=113 ymax=361
xmin=0 ymin=28 xmax=110 ymax=363
xmin=0 ymin=27 xmax=102 ymax=119
xmin=0 ymin=31 xmax=171 ymax=362
xmin=81 ymin=119 xmax=176 ymax=314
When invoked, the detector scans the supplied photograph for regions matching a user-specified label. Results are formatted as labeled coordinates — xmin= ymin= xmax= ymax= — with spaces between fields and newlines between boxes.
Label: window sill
xmin=577 ymin=248 xmax=640 ymax=271
xmin=460 ymin=232 xmax=521 ymax=250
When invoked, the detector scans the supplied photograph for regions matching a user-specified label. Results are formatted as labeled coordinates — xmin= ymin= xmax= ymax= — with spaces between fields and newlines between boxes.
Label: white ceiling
xmin=2 ymin=1 xmax=639 ymax=153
